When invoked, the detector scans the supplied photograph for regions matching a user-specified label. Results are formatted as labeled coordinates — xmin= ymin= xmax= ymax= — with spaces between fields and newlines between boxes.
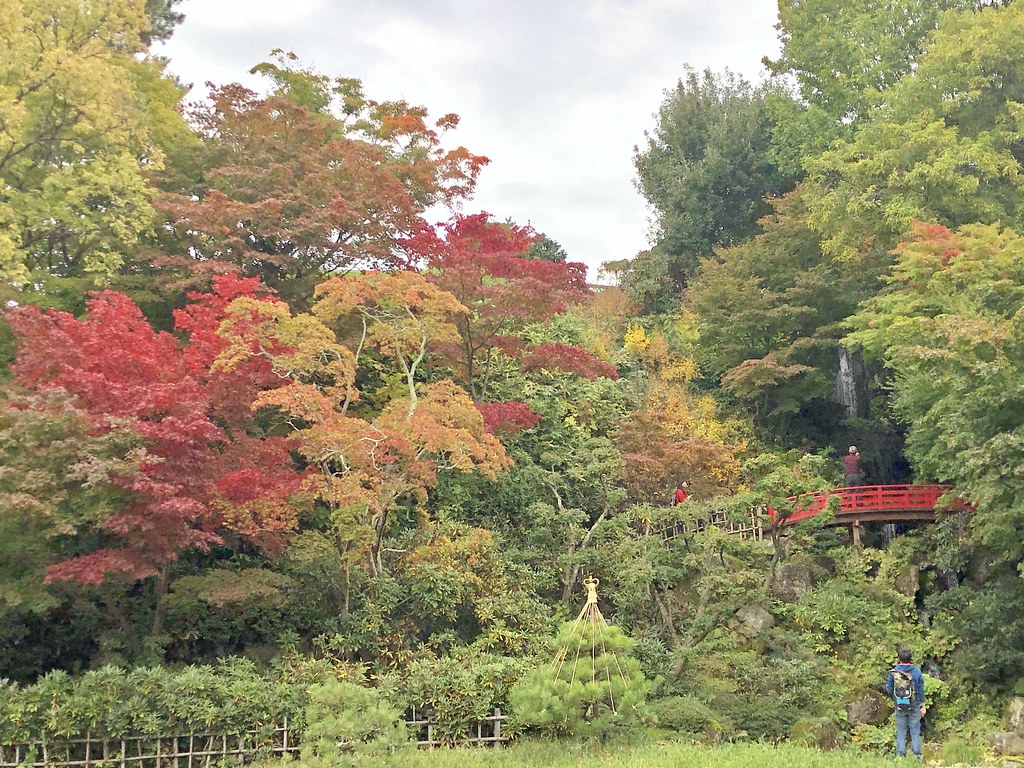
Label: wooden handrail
xmin=769 ymin=483 xmax=968 ymax=525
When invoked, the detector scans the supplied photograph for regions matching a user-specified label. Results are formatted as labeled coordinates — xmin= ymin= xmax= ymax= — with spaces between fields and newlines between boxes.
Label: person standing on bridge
xmin=886 ymin=647 xmax=926 ymax=760
xmin=843 ymin=445 xmax=862 ymax=486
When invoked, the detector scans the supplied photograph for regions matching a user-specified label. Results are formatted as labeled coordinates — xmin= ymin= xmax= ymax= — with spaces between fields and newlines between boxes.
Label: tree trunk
xmin=761 ymin=522 xmax=786 ymax=593
xmin=150 ymin=562 xmax=171 ymax=639
xmin=652 ymin=588 xmax=678 ymax=642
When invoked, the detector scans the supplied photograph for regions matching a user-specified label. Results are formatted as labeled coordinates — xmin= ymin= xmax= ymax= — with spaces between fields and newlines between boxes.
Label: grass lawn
xmin=391 ymin=740 xmax=902 ymax=768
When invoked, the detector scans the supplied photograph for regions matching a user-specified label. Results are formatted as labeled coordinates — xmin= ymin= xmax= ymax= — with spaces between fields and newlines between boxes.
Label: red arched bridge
xmin=771 ymin=483 xmax=970 ymax=545
xmin=779 ymin=483 xmax=967 ymax=524
xmin=661 ymin=484 xmax=969 ymax=545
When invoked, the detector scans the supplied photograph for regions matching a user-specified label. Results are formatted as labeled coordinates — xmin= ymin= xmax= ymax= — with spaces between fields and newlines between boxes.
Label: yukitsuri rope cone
xmin=509 ymin=576 xmax=651 ymax=737
xmin=549 ymin=577 xmax=631 ymax=715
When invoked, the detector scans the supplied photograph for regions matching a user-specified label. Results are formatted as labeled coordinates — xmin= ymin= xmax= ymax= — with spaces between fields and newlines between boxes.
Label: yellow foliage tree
xmin=0 ymin=0 xmax=182 ymax=283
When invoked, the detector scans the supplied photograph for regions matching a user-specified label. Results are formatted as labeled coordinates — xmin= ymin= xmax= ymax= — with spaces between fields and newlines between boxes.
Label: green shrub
xmin=790 ymin=717 xmax=842 ymax=750
xmin=669 ymin=636 xmax=830 ymax=742
xmin=936 ymin=737 xmax=984 ymax=766
xmin=0 ymin=657 xmax=314 ymax=743
xmin=382 ymin=648 xmax=524 ymax=744
xmin=650 ymin=695 xmax=731 ymax=742
xmin=299 ymin=680 xmax=408 ymax=768
xmin=849 ymin=723 xmax=894 ymax=754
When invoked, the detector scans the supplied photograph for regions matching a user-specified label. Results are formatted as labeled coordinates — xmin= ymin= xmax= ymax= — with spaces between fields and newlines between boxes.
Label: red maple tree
xmin=6 ymin=279 xmax=305 ymax=591
xmin=522 ymin=342 xmax=619 ymax=381
xmin=475 ymin=400 xmax=542 ymax=436
xmin=404 ymin=213 xmax=591 ymax=400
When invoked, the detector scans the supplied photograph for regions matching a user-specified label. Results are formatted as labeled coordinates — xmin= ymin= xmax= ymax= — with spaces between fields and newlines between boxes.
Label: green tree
xmin=766 ymin=0 xmax=980 ymax=132
xmin=848 ymin=222 xmax=1024 ymax=563
xmin=509 ymin=617 xmax=651 ymax=739
xmin=143 ymin=0 xmax=184 ymax=43
xmin=628 ymin=68 xmax=800 ymax=312
xmin=0 ymin=389 xmax=142 ymax=678
xmin=0 ymin=390 xmax=139 ymax=614
xmin=686 ymin=187 xmax=868 ymax=439
xmin=526 ymin=233 xmax=569 ymax=263
xmin=806 ymin=1 xmax=1024 ymax=265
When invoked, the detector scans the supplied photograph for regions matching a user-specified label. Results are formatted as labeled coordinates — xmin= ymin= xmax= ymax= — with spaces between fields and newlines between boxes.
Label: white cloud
xmin=190 ymin=0 xmax=323 ymax=30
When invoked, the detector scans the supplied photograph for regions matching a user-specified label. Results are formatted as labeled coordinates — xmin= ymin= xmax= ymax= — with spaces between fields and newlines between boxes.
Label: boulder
xmin=736 ymin=604 xmax=775 ymax=634
xmin=1007 ymin=697 xmax=1024 ymax=734
xmin=987 ymin=731 xmax=1024 ymax=756
xmin=845 ymin=690 xmax=891 ymax=727
xmin=895 ymin=565 xmax=920 ymax=598
xmin=771 ymin=563 xmax=816 ymax=602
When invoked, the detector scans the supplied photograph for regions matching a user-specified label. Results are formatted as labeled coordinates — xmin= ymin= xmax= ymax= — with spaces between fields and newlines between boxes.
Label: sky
xmin=156 ymin=0 xmax=782 ymax=281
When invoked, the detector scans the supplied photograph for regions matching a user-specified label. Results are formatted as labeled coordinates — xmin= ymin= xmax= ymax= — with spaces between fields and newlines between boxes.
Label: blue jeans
xmin=895 ymin=708 xmax=922 ymax=758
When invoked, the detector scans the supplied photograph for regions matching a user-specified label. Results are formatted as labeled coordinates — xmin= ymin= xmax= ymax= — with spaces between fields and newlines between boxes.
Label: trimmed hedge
xmin=0 ymin=658 xmax=315 ymax=743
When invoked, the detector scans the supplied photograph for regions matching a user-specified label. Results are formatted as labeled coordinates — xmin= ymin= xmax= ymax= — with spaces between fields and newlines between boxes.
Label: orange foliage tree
xmin=215 ymin=272 xmax=510 ymax=579
xmin=616 ymin=334 xmax=744 ymax=504
xmin=154 ymin=55 xmax=487 ymax=299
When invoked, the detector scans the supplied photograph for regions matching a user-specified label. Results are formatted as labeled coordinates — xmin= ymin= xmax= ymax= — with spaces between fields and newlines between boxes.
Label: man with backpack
xmin=886 ymin=648 xmax=927 ymax=760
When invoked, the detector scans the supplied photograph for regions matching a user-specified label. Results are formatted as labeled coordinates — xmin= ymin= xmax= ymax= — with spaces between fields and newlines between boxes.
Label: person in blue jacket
xmin=885 ymin=647 xmax=927 ymax=760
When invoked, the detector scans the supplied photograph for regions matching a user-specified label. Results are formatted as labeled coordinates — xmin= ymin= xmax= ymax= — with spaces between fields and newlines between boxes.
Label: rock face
xmin=736 ymin=604 xmax=775 ymax=634
xmin=846 ymin=690 xmax=891 ymax=727
xmin=895 ymin=565 xmax=920 ymax=598
xmin=771 ymin=563 xmax=817 ymax=602
xmin=987 ymin=731 xmax=1024 ymax=756
xmin=1007 ymin=697 xmax=1024 ymax=733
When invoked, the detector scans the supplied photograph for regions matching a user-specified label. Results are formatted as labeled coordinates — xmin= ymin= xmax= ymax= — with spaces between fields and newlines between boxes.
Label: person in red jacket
xmin=843 ymin=445 xmax=862 ymax=486
xmin=672 ymin=481 xmax=689 ymax=506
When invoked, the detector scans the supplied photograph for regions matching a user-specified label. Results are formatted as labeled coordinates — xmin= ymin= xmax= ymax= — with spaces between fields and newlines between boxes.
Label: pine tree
xmin=509 ymin=578 xmax=652 ymax=739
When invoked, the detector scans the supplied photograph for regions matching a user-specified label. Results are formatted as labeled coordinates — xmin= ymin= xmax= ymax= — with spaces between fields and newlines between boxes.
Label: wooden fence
xmin=0 ymin=709 xmax=508 ymax=767
xmin=0 ymin=727 xmax=294 ymax=768
xmin=656 ymin=506 xmax=766 ymax=542
xmin=408 ymin=707 xmax=506 ymax=750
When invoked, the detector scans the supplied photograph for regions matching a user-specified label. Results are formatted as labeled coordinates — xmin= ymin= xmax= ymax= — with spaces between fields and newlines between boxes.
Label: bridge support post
xmin=851 ymin=520 xmax=863 ymax=548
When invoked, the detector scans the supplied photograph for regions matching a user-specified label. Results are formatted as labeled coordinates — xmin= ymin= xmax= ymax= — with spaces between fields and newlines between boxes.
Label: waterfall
xmin=835 ymin=347 xmax=867 ymax=419
xmin=883 ymin=523 xmax=897 ymax=546
xmin=937 ymin=569 xmax=960 ymax=590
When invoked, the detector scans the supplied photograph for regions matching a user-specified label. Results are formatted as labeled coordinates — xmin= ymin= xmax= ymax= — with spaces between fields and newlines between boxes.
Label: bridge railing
xmin=777 ymin=484 xmax=963 ymax=524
